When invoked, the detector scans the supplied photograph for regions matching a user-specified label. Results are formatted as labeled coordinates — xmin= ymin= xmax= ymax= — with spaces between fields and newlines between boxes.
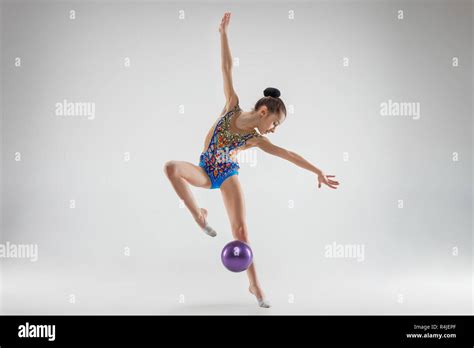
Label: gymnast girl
xmin=164 ymin=12 xmax=340 ymax=308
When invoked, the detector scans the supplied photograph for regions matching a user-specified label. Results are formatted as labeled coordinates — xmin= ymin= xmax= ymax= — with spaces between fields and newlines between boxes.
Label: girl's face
xmin=256 ymin=106 xmax=286 ymax=135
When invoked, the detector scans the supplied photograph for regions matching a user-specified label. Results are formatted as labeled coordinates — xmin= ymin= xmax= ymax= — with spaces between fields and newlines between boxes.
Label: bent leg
xmin=163 ymin=160 xmax=214 ymax=232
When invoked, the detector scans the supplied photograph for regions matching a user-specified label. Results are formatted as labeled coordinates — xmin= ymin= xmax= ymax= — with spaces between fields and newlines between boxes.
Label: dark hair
xmin=254 ymin=87 xmax=287 ymax=117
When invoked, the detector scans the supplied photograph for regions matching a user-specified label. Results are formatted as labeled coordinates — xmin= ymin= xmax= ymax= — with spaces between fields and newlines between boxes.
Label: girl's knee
xmin=232 ymin=224 xmax=249 ymax=242
xmin=163 ymin=161 xmax=179 ymax=178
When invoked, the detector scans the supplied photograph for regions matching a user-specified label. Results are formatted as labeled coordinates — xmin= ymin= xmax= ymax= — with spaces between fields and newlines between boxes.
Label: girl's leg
xmin=219 ymin=175 xmax=270 ymax=307
xmin=163 ymin=160 xmax=211 ymax=229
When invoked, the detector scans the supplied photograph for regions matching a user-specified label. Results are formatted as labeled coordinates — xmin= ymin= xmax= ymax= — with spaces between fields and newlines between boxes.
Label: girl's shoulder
xmin=226 ymin=102 xmax=240 ymax=114
xmin=223 ymin=95 xmax=241 ymax=114
xmin=218 ymin=102 xmax=240 ymax=119
xmin=245 ymin=132 xmax=264 ymax=147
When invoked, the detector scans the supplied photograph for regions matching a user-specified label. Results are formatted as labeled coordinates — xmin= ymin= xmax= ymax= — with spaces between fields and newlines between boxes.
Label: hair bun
xmin=263 ymin=87 xmax=281 ymax=98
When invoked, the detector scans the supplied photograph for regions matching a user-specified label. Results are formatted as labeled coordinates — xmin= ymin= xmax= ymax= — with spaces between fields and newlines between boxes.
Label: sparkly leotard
xmin=199 ymin=104 xmax=261 ymax=189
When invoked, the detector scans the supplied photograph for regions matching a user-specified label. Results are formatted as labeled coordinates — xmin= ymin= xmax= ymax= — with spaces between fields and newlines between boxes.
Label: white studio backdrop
xmin=0 ymin=0 xmax=472 ymax=314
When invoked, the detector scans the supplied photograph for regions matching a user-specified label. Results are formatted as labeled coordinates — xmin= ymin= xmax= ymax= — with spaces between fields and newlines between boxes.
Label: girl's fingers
xmin=317 ymin=176 xmax=339 ymax=189
xmin=322 ymin=179 xmax=337 ymax=188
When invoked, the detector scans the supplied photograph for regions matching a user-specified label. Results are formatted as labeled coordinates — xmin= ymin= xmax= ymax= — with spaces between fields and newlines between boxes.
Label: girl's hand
xmin=219 ymin=12 xmax=231 ymax=34
xmin=317 ymin=171 xmax=340 ymax=189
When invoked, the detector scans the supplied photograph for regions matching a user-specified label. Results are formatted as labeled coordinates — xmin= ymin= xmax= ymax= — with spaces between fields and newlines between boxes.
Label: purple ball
xmin=221 ymin=240 xmax=253 ymax=272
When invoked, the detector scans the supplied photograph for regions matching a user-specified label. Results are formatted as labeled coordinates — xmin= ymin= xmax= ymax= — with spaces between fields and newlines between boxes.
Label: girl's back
xmin=201 ymin=103 xmax=239 ymax=154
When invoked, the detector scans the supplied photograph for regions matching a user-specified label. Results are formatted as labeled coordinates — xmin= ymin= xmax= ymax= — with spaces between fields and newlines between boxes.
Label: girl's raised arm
xmin=219 ymin=12 xmax=239 ymax=110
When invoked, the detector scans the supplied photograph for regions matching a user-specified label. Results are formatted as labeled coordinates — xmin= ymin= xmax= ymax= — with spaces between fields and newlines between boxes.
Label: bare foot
xmin=249 ymin=285 xmax=271 ymax=308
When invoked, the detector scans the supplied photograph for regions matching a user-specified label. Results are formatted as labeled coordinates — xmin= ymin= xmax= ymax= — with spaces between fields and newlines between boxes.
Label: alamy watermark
xmin=18 ymin=322 xmax=55 ymax=341
xmin=0 ymin=241 xmax=38 ymax=262
xmin=213 ymin=147 xmax=257 ymax=167
xmin=380 ymin=99 xmax=420 ymax=120
xmin=324 ymin=241 xmax=365 ymax=262
xmin=55 ymin=99 xmax=95 ymax=120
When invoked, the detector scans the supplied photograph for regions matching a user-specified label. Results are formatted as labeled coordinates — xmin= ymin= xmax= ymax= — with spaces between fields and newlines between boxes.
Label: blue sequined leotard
xmin=199 ymin=104 xmax=261 ymax=189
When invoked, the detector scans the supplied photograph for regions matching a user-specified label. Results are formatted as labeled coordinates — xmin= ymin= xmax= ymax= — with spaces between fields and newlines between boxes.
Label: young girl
xmin=164 ymin=12 xmax=340 ymax=308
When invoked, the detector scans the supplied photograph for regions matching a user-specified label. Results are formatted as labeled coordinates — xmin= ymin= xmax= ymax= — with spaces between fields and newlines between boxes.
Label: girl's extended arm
xmin=257 ymin=136 xmax=321 ymax=174
xmin=255 ymin=136 xmax=340 ymax=189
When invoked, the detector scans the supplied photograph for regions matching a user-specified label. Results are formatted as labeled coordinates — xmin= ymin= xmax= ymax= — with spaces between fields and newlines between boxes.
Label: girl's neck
xmin=235 ymin=110 xmax=259 ymax=132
